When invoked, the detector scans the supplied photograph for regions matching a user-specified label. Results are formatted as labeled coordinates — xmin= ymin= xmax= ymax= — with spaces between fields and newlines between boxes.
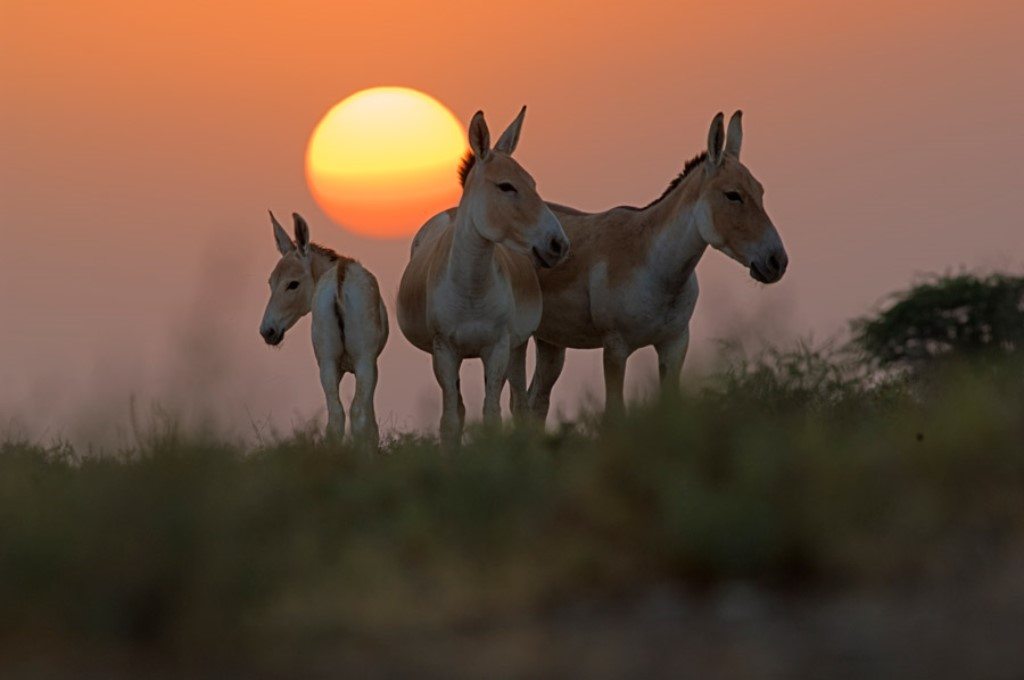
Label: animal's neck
xmin=631 ymin=171 xmax=708 ymax=289
xmin=447 ymin=207 xmax=497 ymax=295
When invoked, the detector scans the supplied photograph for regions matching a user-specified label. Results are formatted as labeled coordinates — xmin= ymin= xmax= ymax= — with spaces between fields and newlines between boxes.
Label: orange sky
xmin=2 ymin=0 xmax=1023 ymax=443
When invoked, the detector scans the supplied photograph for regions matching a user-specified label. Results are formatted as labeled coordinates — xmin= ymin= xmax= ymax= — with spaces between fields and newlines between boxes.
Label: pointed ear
xmin=468 ymin=111 xmax=490 ymax=161
xmin=494 ymin=105 xmax=526 ymax=155
xmin=270 ymin=210 xmax=294 ymax=255
xmin=292 ymin=212 xmax=310 ymax=257
xmin=725 ymin=110 xmax=743 ymax=160
xmin=707 ymin=112 xmax=726 ymax=166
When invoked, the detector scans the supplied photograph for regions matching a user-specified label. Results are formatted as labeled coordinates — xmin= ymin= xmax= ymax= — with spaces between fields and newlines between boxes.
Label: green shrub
xmin=852 ymin=272 xmax=1024 ymax=372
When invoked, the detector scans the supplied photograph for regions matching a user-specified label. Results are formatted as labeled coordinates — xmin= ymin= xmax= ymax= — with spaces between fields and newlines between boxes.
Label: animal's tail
xmin=334 ymin=260 xmax=351 ymax=346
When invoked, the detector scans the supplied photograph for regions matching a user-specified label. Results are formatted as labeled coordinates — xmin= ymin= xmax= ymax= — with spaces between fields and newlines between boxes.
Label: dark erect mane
xmin=458 ymin=151 xmax=476 ymax=187
xmin=310 ymin=243 xmax=340 ymax=261
xmin=622 ymin=151 xmax=708 ymax=211
xmin=311 ymin=243 xmax=357 ymax=272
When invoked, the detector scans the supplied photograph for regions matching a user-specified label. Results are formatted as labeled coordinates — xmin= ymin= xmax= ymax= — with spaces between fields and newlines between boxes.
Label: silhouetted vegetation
xmin=852 ymin=272 xmax=1024 ymax=372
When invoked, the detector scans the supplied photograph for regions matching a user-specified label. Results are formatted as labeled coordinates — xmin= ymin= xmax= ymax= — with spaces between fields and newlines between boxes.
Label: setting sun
xmin=305 ymin=87 xmax=466 ymax=239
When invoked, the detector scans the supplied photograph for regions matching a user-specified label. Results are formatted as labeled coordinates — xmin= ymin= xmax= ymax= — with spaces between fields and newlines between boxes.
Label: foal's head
xmin=260 ymin=211 xmax=315 ymax=346
xmin=695 ymin=111 xmax=788 ymax=284
xmin=458 ymin=107 xmax=569 ymax=268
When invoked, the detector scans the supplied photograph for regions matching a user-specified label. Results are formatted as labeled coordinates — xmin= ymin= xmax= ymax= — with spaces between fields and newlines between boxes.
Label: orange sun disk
xmin=306 ymin=87 xmax=466 ymax=239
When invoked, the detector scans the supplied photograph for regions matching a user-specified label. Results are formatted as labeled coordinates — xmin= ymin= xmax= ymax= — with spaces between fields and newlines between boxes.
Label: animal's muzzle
xmin=749 ymin=248 xmax=788 ymax=284
xmin=261 ymin=326 xmax=283 ymax=346
xmin=533 ymin=234 xmax=570 ymax=269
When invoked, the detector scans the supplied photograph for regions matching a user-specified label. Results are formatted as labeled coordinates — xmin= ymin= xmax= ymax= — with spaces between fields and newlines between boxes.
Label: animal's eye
xmin=286 ymin=280 xmax=300 ymax=290
xmin=725 ymin=191 xmax=743 ymax=203
xmin=497 ymin=182 xmax=517 ymax=193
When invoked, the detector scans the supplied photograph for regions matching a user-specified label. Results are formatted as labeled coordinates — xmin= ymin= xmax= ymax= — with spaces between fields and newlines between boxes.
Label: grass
xmin=2 ymin=349 xmax=1023 ymax=674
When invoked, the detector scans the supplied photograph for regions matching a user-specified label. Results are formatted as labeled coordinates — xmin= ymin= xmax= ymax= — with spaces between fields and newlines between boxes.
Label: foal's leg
xmin=655 ymin=329 xmax=690 ymax=399
xmin=432 ymin=338 xmax=464 ymax=447
xmin=508 ymin=341 xmax=529 ymax=423
xmin=602 ymin=336 xmax=631 ymax=418
xmin=350 ymin=357 xmax=379 ymax=446
xmin=318 ymin=359 xmax=345 ymax=439
xmin=527 ymin=337 xmax=565 ymax=423
xmin=481 ymin=333 xmax=511 ymax=427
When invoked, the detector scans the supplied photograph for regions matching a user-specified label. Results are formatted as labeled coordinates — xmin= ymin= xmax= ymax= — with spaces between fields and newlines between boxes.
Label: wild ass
xmin=528 ymin=111 xmax=789 ymax=419
xmin=398 ymin=107 xmax=569 ymax=445
xmin=260 ymin=212 xmax=389 ymax=442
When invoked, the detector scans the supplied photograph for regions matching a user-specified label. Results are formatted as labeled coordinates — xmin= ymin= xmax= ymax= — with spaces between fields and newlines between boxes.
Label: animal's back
xmin=314 ymin=260 xmax=389 ymax=371
xmin=339 ymin=261 xmax=389 ymax=359
xmin=409 ymin=208 xmax=456 ymax=258
xmin=536 ymin=203 xmax=700 ymax=349
xmin=398 ymin=213 xmax=454 ymax=353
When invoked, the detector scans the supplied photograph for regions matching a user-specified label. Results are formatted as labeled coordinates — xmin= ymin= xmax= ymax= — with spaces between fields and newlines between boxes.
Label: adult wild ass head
xmin=457 ymin=107 xmax=569 ymax=268
xmin=695 ymin=111 xmax=788 ymax=283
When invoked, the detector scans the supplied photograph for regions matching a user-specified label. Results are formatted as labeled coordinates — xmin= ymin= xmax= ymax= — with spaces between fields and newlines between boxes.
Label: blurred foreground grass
xmin=2 ymin=350 xmax=1023 ymax=677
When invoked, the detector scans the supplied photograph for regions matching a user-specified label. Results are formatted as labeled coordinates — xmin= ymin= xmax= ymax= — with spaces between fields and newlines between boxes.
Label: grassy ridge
xmin=2 ymin=352 xmax=1023 ymax=669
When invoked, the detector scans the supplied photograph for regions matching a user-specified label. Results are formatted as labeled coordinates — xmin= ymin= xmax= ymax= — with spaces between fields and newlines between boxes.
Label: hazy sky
xmin=3 ymin=0 xmax=1023 ymax=443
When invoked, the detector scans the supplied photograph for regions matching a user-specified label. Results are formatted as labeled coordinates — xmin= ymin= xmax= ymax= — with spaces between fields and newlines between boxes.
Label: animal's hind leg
xmin=481 ymin=333 xmax=511 ymax=427
xmin=318 ymin=359 xmax=345 ymax=439
xmin=432 ymin=338 xmax=464 ymax=448
xmin=655 ymin=329 xmax=690 ymax=399
xmin=527 ymin=337 xmax=565 ymax=424
xmin=508 ymin=341 xmax=529 ymax=423
xmin=350 ymin=358 xmax=379 ymax=447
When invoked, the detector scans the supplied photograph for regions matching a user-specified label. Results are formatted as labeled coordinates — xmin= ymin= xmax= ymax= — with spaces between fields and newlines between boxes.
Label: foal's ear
xmin=292 ymin=212 xmax=310 ymax=257
xmin=468 ymin=111 xmax=491 ymax=161
xmin=270 ymin=210 xmax=294 ymax=255
xmin=724 ymin=110 xmax=743 ymax=160
xmin=707 ymin=112 xmax=726 ymax=166
xmin=494 ymin=105 xmax=527 ymax=155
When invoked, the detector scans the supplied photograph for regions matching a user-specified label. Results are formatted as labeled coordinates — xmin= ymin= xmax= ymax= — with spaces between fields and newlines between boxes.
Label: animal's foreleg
xmin=527 ymin=337 xmax=565 ymax=424
xmin=602 ymin=337 xmax=630 ymax=418
xmin=432 ymin=338 xmax=464 ymax=448
xmin=318 ymin=360 xmax=345 ymax=439
xmin=481 ymin=333 xmax=510 ymax=427
xmin=508 ymin=341 xmax=529 ymax=424
xmin=655 ymin=329 xmax=690 ymax=399
xmin=350 ymin=358 xmax=379 ymax=447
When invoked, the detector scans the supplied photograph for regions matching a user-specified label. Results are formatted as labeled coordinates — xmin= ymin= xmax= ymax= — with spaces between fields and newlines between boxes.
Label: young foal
xmin=398 ymin=108 xmax=569 ymax=445
xmin=260 ymin=212 xmax=388 ymax=442
xmin=528 ymin=111 xmax=789 ymax=419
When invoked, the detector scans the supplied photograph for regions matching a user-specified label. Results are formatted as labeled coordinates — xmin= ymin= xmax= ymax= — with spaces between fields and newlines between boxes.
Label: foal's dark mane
xmin=309 ymin=243 xmax=355 ymax=268
xmin=310 ymin=243 xmax=340 ymax=261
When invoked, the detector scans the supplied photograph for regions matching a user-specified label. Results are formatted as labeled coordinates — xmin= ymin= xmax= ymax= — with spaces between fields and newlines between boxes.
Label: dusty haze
xmin=2 ymin=0 xmax=1022 ymax=443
